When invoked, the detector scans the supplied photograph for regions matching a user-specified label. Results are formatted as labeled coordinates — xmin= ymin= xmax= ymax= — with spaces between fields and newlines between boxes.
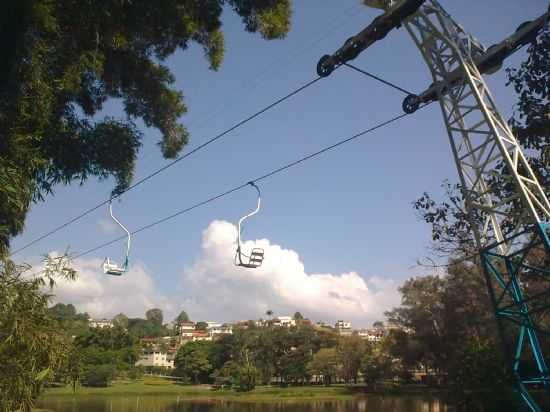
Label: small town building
xmin=273 ymin=316 xmax=296 ymax=327
xmin=207 ymin=322 xmax=233 ymax=337
xmin=88 ymin=318 xmax=114 ymax=328
xmin=176 ymin=321 xmax=195 ymax=337
xmin=192 ymin=331 xmax=213 ymax=342
xmin=135 ymin=351 xmax=174 ymax=369
xmin=357 ymin=328 xmax=385 ymax=342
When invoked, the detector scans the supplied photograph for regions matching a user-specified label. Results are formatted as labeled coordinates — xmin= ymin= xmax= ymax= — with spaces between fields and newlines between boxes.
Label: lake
xmin=36 ymin=396 xmax=446 ymax=412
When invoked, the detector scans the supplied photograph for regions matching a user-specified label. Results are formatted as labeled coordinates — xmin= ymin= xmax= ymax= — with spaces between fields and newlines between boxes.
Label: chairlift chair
xmin=102 ymin=200 xmax=131 ymax=276
xmin=235 ymin=182 xmax=265 ymax=269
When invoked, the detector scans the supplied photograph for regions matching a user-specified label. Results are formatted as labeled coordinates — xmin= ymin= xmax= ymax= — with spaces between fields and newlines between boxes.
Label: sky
xmin=12 ymin=0 xmax=548 ymax=327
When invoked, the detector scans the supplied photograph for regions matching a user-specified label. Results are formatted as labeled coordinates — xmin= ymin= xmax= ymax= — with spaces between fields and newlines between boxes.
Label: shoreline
xmin=40 ymin=381 xmax=445 ymax=403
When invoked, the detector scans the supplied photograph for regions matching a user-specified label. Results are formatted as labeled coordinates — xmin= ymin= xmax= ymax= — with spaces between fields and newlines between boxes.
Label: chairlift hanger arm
xmin=316 ymin=0 xmax=425 ymax=77
xmin=109 ymin=201 xmax=131 ymax=265
xmin=237 ymin=183 xmax=261 ymax=249
xmin=235 ymin=183 xmax=265 ymax=269
xmin=404 ymin=10 xmax=550 ymax=112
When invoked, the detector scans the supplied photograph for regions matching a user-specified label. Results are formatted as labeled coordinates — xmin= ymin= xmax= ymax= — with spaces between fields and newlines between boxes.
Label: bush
xmin=81 ymin=365 xmax=115 ymax=387
xmin=127 ymin=367 xmax=143 ymax=380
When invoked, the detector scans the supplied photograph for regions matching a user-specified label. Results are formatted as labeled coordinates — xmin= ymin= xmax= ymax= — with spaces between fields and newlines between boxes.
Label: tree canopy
xmin=175 ymin=310 xmax=190 ymax=323
xmin=145 ymin=308 xmax=163 ymax=325
xmin=0 ymin=0 xmax=292 ymax=256
xmin=0 ymin=258 xmax=76 ymax=412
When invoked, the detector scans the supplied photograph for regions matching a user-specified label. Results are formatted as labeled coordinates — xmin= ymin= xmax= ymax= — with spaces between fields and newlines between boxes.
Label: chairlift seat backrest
xmin=103 ymin=258 xmax=124 ymax=276
xmin=249 ymin=248 xmax=264 ymax=266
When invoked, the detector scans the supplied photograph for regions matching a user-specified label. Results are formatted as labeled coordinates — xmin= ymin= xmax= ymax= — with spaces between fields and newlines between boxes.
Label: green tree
xmin=112 ymin=313 xmax=129 ymax=329
xmin=337 ymin=335 xmax=366 ymax=383
xmin=127 ymin=317 xmax=167 ymax=338
xmin=360 ymin=344 xmax=392 ymax=390
xmin=506 ymin=25 xmax=549 ymax=189
xmin=0 ymin=0 xmax=292 ymax=256
xmin=293 ymin=311 xmax=303 ymax=320
xmin=174 ymin=341 xmax=213 ymax=384
xmin=48 ymin=302 xmax=77 ymax=320
xmin=175 ymin=310 xmax=190 ymax=323
xmin=145 ymin=308 xmax=163 ymax=325
xmin=384 ymin=260 xmax=515 ymax=393
xmin=308 ymin=348 xmax=339 ymax=386
xmin=195 ymin=321 xmax=208 ymax=331
xmin=385 ymin=276 xmax=447 ymax=374
xmin=81 ymin=364 xmax=115 ymax=387
xmin=48 ymin=301 xmax=90 ymax=336
xmin=0 ymin=256 xmax=76 ymax=411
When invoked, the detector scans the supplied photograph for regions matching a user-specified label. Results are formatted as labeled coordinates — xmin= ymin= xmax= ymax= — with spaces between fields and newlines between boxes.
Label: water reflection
xmin=36 ymin=396 xmax=447 ymax=412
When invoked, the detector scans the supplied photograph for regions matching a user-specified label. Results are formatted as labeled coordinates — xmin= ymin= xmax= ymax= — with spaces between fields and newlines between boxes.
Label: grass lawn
xmin=41 ymin=379 xmax=357 ymax=402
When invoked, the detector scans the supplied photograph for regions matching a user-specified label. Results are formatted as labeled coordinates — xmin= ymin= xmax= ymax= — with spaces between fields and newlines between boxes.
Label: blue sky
xmin=13 ymin=0 xmax=548 ymax=326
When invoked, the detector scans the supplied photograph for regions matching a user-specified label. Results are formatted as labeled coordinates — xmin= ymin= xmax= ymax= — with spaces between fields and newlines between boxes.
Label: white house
xmin=192 ymin=331 xmax=213 ymax=342
xmin=335 ymin=320 xmax=352 ymax=330
xmin=135 ymin=351 xmax=174 ymax=369
xmin=273 ymin=316 xmax=296 ymax=327
xmin=176 ymin=321 xmax=195 ymax=337
xmin=357 ymin=328 xmax=385 ymax=342
xmin=89 ymin=318 xmax=114 ymax=328
xmin=207 ymin=322 xmax=233 ymax=337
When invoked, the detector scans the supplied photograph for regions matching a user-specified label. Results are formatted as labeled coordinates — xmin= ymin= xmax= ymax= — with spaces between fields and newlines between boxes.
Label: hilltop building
xmin=357 ymin=328 xmax=385 ymax=342
xmin=272 ymin=316 xmax=296 ymax=327
xmin=135 ymin=350 xmax=174 ymax=369
xmin=89 ymin=318 xmax=113 ymax=328
xmin=335 ymin=320 xmax=352 ymax=336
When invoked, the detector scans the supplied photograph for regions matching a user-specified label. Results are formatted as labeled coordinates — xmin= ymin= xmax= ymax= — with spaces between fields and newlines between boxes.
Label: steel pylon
xmin=399 ymin=1 xmax=550 ymax=409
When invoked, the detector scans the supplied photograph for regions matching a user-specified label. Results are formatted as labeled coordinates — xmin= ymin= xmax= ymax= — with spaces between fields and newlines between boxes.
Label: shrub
xmin=81 ymin=365 xmax=115 ymax=387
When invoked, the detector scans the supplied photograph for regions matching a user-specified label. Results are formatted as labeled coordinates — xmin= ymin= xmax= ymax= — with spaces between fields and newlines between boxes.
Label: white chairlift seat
xmin=103 ymin=257 xmax=125 ymax=276
xmin=235 ymin=182 xmax=266 ymax=269
xmin=101 ymin=200 xmax=131 ymax=276
xmin=237 ymin=247 xmax=265 ymax=269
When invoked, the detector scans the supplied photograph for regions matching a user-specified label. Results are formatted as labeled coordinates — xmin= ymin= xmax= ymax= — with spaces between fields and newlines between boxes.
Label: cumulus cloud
xmin=178 ymin=220 xmax=401 ymax=327
xmin=41 ymin=256 xmax=177 ymax=319
xmin=33 ymin=220 xmax=401 ymax=327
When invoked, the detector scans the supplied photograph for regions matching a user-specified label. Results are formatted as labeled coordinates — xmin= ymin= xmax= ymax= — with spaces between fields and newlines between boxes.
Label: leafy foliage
xmin=174 ymin=341 xmax=213 ymax=383
xmin=506 ymin=25 xmax=549 ymax=188
xmin=112 ymin=313 xmax=129 ymax=329
xmin=145 ymin=308 xmax=163 ymax=325
xmin=308 ymin=348 xmax=339 ymax=386
xmin=383 ymin=260 xmax=529 ymax=404
xmin=175 ymin=310 xmax=190 ymax=323
xmin=0 ymin=0 xmax=292 ymax=255
xmin=360 ymin=345 xmax=392 ymax=390
xmin=0 ymin=257 xmax=76 ymax=411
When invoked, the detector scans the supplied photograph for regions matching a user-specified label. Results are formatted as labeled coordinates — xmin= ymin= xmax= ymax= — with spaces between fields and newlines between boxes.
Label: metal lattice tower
xmin=318 ymin=1 xmax=550 ymax=410
xmin=399 ymin=1 xmax=550 ymax=409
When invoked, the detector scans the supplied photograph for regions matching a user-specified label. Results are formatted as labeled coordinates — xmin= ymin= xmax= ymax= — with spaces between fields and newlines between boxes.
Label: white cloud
xmin=41 ymin=256 xmax=177 ymax=319
xmin=34 ymin=220 xmax=401 ymax=327
xmin=178 ymin=220 xmax=401 ymax=327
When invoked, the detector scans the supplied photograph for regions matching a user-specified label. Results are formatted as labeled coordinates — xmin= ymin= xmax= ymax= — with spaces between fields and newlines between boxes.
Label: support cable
xmin=73 ymin=105 xmax=430 ymax=261
xmin=344 ymin=63 xmax=414 ymax=95
xmin=11 ymin=76 xmax=324 ymax=256
xmin=14 ymin=65 xmax=420 ymax=257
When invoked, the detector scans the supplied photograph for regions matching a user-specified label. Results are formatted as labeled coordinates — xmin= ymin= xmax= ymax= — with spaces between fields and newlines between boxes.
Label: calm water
xmin=36 ymin=396 xmax=446 ymax=412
